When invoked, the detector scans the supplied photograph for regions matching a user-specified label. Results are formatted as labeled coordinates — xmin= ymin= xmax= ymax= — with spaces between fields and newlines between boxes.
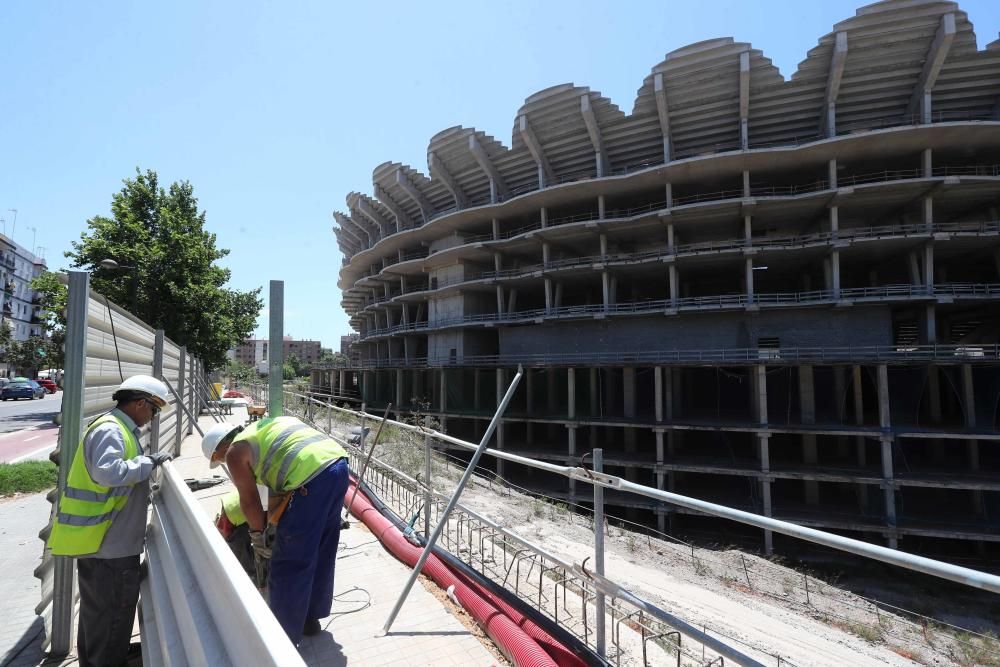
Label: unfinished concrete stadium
xmin=325 ymin=0 xmax=1000 ymax=565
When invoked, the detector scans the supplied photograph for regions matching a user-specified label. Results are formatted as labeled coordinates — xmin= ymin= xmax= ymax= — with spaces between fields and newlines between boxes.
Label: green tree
xmin=67 ymin=169 xmax=263 ymax=369
xmin=4 ymin=336 xmax=50 ymax=375
xmin=330 ymin=351 xmax=348 ymax=367
xmin=225 ymin=359 xmax=257 ymax=385
xmin=282 ymin=361 xmax=296 ymax=381
xmin=29 ymin=271 xmax=68 ymax=369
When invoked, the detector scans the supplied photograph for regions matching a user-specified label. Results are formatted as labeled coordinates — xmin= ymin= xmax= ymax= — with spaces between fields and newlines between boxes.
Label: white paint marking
xmin=10 ymin=444 xmax=57 ymax=464
xmin=25 ymin=435 xmax=42 ymax=442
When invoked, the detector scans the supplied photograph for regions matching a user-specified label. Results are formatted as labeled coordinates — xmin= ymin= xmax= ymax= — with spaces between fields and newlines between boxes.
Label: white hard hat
xmin=202 ymin=423 xmax=242 ymax=468
xmin=115 ymin=375 xmax=172 ymax=413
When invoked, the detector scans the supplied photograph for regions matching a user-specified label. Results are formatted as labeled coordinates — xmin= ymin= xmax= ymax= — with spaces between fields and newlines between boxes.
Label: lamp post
xmin=7 ymin=210 xmax=16 ymax=242
xmin=98 ymin=259 xmax=138 ymax=314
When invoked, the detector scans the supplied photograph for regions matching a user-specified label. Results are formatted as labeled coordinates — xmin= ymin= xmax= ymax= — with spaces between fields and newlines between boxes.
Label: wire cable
xmin=103 ymin=295 xmax=124 ymax=382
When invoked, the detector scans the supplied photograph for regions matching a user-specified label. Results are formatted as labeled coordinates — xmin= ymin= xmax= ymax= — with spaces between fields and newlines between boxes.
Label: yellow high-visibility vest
xmin=47 ymin=414 xmax=139 ymax=556
xmin=234 ymin=416 xmax=347 ymax=493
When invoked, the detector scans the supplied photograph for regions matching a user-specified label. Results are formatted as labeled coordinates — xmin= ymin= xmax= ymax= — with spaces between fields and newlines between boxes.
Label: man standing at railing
xmin=201 ymin=416 xmax=350 ymax=645
xmin=47 ymin=375 xmax=174 ymax=667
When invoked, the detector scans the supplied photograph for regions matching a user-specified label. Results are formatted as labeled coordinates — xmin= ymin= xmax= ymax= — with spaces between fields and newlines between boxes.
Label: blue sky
xmin=2 ymin=1 xmax=998 ymax=346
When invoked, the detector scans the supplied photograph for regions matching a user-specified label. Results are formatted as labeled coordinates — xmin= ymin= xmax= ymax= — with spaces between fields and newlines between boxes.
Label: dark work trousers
xmin=269 ymin=458 xmax=349 ymax=645
xmin=77 ymin=555 xmax=141 ymax=667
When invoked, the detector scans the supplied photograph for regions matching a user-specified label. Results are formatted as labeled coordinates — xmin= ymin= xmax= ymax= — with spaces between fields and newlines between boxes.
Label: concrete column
xmin=567 ymin=426 xmax=577 ymax=496
xmin=923 ymin=241 xmax=935 ymax=288
xmin=654 ymin=367 xmax=664 ymax=422
xmin=496 ymin=369 xmax=505 ymax=477
xmin=525 ymin=369 xmax=534 ymax=445
xmin=589 ymin=368 xmax=599 ymax=418
xmin=665 ymin=182 xmax=673 ymax=207
xmin=755 ymin=365 xmax=768 ymax=424
xmin=439 ymin=369 xmax=447 ymax=413
xmin=507 ymin=288 xmax=517 ymax=313
xmin=396 ymin=369 xmax=404 ymax=411
xmin=831 ymin=249 xmax=841 ymax=299
xmin=876 ymin=364 xmax=897 ymax=548
xmin=474 ymin=369 xmax=481 ymax=413
xmin=742 ymin=170 xmax=751 ymax=197
xmin=745 ymin=256 xmax=754 ymax=302
xmin=540 ymin=207 xmax=548 ymax=229
xmin=554 ymin=282 xmax=563 ymax=308
xmin=799 ymin=366 xmax=819 ymax=504
xmin=925 ymin=303 xmax=937 ymax=344
xmin=496 ymin=286 xmax=505 ymax=315
xmin=598 ymin=195 xmax=606 ymax=220
xmin=623 ymin=367 xmax=636 ymax=455
xmin=759 ymin=435 xmax=773 ymax=554
xmin=668 ymin=265 xmax=678 ymax=308
xmin=544 ymin=279 xmax=553 ymax=313
xmin=961 ymin=364 xmax=975 ymax=427
xmin=881 ymin=437 xmax=897 ymax=548
xmin=908 ymin=252 xmax=922 ymax=286
xmin=922 ymin=148 xmax=932 ymax=178
xmin=922 ymin=196 xmax=933 ymax=230
xmin=339 ymin=370 xmax=346 ymax=397
xmin=851 ymin=365 xmax=868 ymax=507
xmin=666 ymin=222 xmax=675 ymax=253
xmin=567 ymin=367 xmax=576 ymax=420
xmin=492 ymin=218 xmax=500 ymax=240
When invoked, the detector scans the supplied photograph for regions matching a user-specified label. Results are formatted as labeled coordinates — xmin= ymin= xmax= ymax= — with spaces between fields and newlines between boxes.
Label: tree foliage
xmin=28 ymin=271 xmax=67 ymax=369
xmin=67 ymin=169 xmax=263 ymax=369
xmin=225 ymin=359 xmax=258 ymax=385
xmin=4 ymin=335 xmax=60 ymax=374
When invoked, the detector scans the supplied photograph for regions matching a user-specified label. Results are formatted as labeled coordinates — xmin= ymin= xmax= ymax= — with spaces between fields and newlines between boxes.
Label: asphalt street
xmin=0 ymin=391 xmax=62 ymax=434
xmin=0 ymin=392 xmax=62 ymax=463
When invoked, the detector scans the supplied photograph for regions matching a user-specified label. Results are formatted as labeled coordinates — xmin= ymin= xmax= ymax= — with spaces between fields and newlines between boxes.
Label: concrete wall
xmin=499 ymin=308 xmax=892 ymax=356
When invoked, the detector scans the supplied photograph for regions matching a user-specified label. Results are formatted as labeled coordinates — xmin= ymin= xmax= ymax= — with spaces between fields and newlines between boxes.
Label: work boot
xmin=303 ymin=618 xmax=322 ymax=636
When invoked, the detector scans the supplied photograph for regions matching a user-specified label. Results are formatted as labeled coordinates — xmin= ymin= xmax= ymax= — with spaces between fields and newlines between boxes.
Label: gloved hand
xmin=148 ymin=452 xmax=174 ymax=468
xmin=250 ymin=530 xmax=272 ymax=560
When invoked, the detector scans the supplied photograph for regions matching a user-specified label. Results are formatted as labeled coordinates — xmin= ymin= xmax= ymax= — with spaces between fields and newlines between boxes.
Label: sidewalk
xmin=0 ymin=406 xmax=499 ymax=666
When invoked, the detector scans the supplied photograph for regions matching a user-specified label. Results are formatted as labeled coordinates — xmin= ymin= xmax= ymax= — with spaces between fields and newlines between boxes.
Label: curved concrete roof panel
xmin=340 ymin=0 xmax=997 ymax=233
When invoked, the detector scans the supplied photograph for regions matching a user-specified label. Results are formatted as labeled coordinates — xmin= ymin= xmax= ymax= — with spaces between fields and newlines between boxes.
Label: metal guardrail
xmin=142 ymin=463 xmax=303 ymax=666
xmin=37 ymin=271 xmax=205 ymax=656
xmin=343 ymin=343 xmax=1000 ymax=369
xmin=354 ymin=282 xmax=1000 ymax=341
xmin=346 ymin=216 xmax=1000 ymax=310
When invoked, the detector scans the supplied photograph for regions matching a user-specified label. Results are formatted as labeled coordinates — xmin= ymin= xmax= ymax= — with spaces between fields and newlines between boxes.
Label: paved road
xmin=0 ymin=392 xmax=62 ymax=464
xmin=0 ymin=391 xmax=62 ymax=434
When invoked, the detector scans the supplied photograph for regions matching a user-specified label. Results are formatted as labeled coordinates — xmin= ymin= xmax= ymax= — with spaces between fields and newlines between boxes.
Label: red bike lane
xmin=0 ymin=425 xmax=60 ymax=463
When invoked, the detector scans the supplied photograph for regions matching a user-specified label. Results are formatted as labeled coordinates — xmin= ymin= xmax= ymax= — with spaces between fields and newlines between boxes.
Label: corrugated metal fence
xmin=35 ymin=271 xmax=203 ymax=655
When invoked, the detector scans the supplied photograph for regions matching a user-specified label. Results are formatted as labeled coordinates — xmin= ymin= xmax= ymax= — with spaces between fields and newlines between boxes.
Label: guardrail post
xmin=49 ymin=270 xmax=90 ymax=656
xmin=269 ymin=280 xmax=284 ymax=417
xmin=151 ymin=330 xmax=164 ymax=453
xmin=177 ymin=345 xmax=186 ymax=454
xmin=594 ymin=448 xmax=607 ymax=657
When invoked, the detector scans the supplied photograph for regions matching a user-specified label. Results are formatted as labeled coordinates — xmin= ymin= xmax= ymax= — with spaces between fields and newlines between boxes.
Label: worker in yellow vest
xmin=202 ymin=416 xmax=349 ymax=644
xmin=47 ymin=375 xmax=173 ymax=667
xmin=214 ymin=489 xmax=257 ymax=580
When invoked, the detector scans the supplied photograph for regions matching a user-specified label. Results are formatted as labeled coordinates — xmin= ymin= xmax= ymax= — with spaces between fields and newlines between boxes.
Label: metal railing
xmin=354 ymin=282 xmax=1000 ymax=340
xmin=344 ymin=343 xmax=1000 ymax=369
xmin=282 ymin=390 xmax=1000 ymax=666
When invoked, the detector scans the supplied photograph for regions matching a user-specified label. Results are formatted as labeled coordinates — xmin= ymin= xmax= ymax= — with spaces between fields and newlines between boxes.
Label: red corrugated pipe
xmin=347 ymin=481 xmax=587 ymax=667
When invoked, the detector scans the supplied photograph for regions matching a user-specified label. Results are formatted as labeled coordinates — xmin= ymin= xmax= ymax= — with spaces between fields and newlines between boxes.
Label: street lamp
xmin=98 ymin=259 xmax=138 ymax=312
xmin=99 ymin=259 xmax=135 ymax=270
xmin=7 ymin=210 xmax=16 ymax=241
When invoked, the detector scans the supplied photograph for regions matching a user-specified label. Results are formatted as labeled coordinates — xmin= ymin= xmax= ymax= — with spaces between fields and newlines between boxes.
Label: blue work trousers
xmin=269 ymin=458 xmax=349 ymax=644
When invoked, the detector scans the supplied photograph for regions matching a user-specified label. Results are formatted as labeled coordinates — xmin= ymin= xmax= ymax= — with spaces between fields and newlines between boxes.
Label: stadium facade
xmin=323 ymin=0 xmax=1000 ymax=562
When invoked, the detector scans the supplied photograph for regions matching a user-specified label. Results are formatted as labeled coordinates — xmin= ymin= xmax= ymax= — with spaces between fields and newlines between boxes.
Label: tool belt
xmin=267 ymin=486 xmax=308 ymax=527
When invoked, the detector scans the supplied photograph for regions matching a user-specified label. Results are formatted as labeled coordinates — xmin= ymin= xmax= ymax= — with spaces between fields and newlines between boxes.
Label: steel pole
xmin=162 ymin=378 xmax=206 ymax=437
xmin=48 ymin=270 xmax=91 ymax=656
xmin=381 ymin=365 xmax=523 ymax=634
xmin=593 ymin=448 xmax=606 ymax=657
xmin=151 ymin=330 xmax=164 ymax=453
xmin=268 ymin=281 xmax=284 ymax=417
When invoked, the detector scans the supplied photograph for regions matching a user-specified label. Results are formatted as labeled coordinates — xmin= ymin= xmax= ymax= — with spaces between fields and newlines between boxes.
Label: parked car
xmin=2 ymin=380 xmax=46 ymax=400
xmin=36 ymin=378 xmax=59 ymax=394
